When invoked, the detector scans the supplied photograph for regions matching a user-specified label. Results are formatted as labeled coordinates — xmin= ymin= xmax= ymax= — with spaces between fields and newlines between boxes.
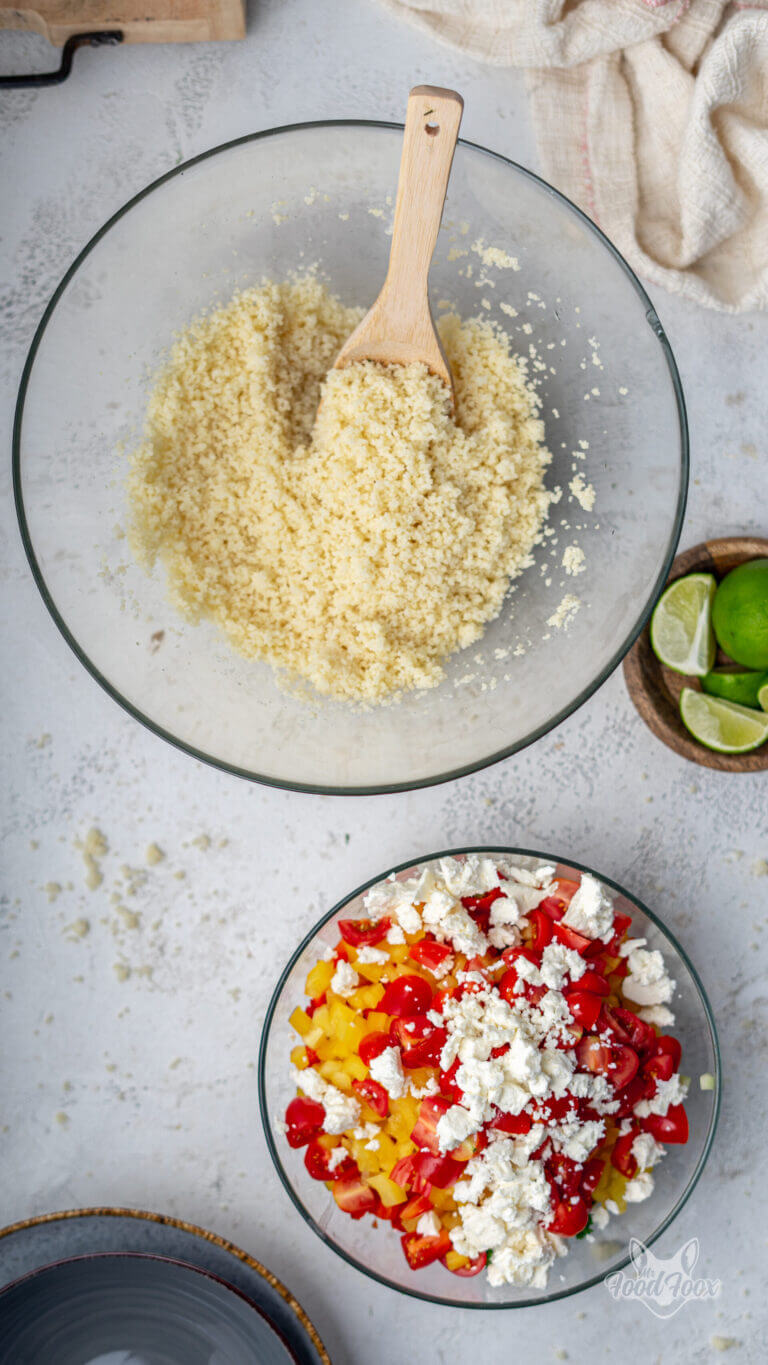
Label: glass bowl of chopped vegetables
xmin=15 ymin=122 xmax=687 ymax=793
xmin=258 ymin=847 xmax=719 ymax=1307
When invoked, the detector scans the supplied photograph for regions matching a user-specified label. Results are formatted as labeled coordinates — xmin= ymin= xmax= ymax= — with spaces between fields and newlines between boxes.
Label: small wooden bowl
xmin=623 ymin=536 xmax=768 ymax=773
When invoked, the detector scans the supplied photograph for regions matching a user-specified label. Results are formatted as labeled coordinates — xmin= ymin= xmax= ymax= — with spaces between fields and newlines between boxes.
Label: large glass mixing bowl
xmin=14 ymin=123 xmax=687 ymax=793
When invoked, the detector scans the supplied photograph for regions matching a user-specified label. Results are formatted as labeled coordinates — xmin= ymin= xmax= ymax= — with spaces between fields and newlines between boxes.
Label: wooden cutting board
xmin=0 ymin=0 xmax=245 ymax=45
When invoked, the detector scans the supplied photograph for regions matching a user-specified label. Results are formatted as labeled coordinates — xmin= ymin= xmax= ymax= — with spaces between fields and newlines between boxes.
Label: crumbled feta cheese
xmin=552 ymin=1118 xmax=605 ymax=1163
xmin=618 ymin=937 xmax=647 ymax=957
xmin=623 ymin=947 xmax=675 ymax=1007
xmin=623 ymin=1170 xmax=655 ymax=1202
xmin=562 ymin=873 xmax=615 ymax=941
xmin=327 ymin=1145 xmax=348 ymax=1173
xmin=634 ymin=1073 xmax=688 ymax=1118
xmin=415 ymin=1210 xmax=442 ymax=1238
xmin=538 ymin=943 xmax=587 ymax=990
xmin=355 ymin=945 xmax=389 ymax=964
xmin=591 ymin=1203 xmax=610 ymax=1230
xmin=330 ymin=959 xmax=359 ymax=997
xmin=605 ymin=1198 xmax=621 ymax=1215
xmin=636 ymin=1004 xmax=675 ymax=1027
xmin=386 ymin=923 xmax=406 ymax=945
xmin=631 ymin=1132 xmax=665 ymax=1171
xmin=321 ymin=943 xmax=335 ymax=961
xmin=437 ymin=1104 xmax=476 ymax=1152
xmin=293 ymin=1067 xmax=360 ymax=1135
xmin=369 ymin=1045 xmax=408 ymax=1099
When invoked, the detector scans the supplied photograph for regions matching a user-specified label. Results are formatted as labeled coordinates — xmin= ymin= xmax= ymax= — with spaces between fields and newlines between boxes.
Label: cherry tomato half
xmin=352 ymin=1077 xmax=389 ymax=1118
xmin=337 ymin=917 xmax=391 ymax=948
xmin=408 ymin=939 xmax=453 ymax=973
xmin=358 ymin=1031 xmax=391 ymax=1067
xmin=564 ymin=989 xmax=603 ymax=1031
xmin=576 ymin=1036 xmax=639 ymax=1090
xmin=411 ymin=1097 xmax=452 ymax=1155
xmin=552 ymin=921 xmax=594 ymax=955
xmin=580 ymin=1156 xmax=605 ymax=1197
xmin=332 ymin=1175 xmax=377 ymax=1219
xmin=401 ymin=1228 xmax=452 ymax=1270
xmin=546 ymin=1152 xmax=582 ymax=1197
xmin=547 ymin=1195 xmax=589 ymax=1237
xmin=379 ymin=975 xmax=433 ymax=1018
xmin=611 ymin=1129 xmax=639 ymax=1178
xmin=284 ymin=1096 xmax=325 ymax=1148
xmin=529 ymin=907 xmax=554 ymax=950
xmin=411 ymin=1150 xmax=465 ymax=1188
xmin=538 ymin=878 xmax=581 ymax=921
xmin=400 ymin=1191 xmax=434 ymax=1223
xmin=390 ymin=1015 xmax=446 ymax=1068
xmin=304 ymin=1139 xmax=357 ymax=1181
xmin=599 ymin=1004 xmax=656 ymax=1056
xmin=641 ymin=1104 xmax=689 ymax=1144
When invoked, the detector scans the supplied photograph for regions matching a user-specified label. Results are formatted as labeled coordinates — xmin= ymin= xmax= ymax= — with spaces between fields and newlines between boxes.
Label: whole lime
xmin=712 ymin=559 xmax=768 ymax=669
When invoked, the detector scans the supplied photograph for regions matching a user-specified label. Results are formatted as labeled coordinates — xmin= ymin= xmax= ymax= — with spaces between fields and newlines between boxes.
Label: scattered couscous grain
xmin=128 ymin=278 xmax=552 ymax=703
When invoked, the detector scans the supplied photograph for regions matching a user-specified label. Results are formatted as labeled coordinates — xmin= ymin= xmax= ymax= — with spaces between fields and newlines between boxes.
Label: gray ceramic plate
xmin=0 ymin=1209 xmax=329 ymax=1365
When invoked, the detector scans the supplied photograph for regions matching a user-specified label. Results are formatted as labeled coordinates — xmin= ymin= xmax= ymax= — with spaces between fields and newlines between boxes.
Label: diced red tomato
xmin=556 ymin=1020 xmax=584 ymax=1050
xmin=338 ymin=917 xmax=390 ymax=947
xmin=390 ymin=1015 xmax=446 ymax=1068
xmin=411 ymin=1151 xmax=465 ymax=1188
xmin=564 ymin=989 xmax=603 ymax=1030
xmin=603 ymin=912 xmax=633 ymax=955
xmin=400 ymin=1191 xmax=433 ymax=1223
xmin=408 ymin=939 xmax=453 ymax=973
xmin=599 ymin=1004 xmax=656 ymax=1056
xmin=489 ymin=1108 xmax=532 ymax=1136
xmin=648 ymin=1034 xmax=682 ymax=1070
xmin=461 ymin=888 xmax=505 ymax=934
xmin=643 ymin=1051 xmax=675 ymax=1083
xmin=333 ymin=943 xmax=350 ymax=964
xmin=284 ymin=1096 xmax=325 ymax=1148
xmin=552 ymin=921 xmax=593 ymax=955
xmin=538 ymin=878 xmax=580 ymax=922
xmin=580 ymin=1156 xmax=605 ymax=1197
xmin=546 ymin=1153 xmax=582 ymax=1197
xmin=358 ymin=1031 xmax=391 ymax=1067
xmin=576 ymin=1036 xmax=639 ymax=1091
xmin=331 ymin=1175 xmax=378 ymax=1218
xmin=612 ymin=1073 xmax=655 ymax=1117
xmin=533 ymin=1093 xmax=579 ymax=1124
xmin=547 ymin=1194 xmax=589 ymax=1237
xmin=529 ymin=908 xmax=554 ymax=950
xmin=452 ymin=1129 xmax=487 ymax=1162
xmin=352 ymin=1078 xmax=389 ymax=1118
xmin=304 ymin=1139 xmax=357 ymax=1181
xmin=373 ymin=1199 xmax=404 ymax=1229
xmin=611 ymin=1130 xmax=639 ymax=1178
xmin=306 ymin=994 xmax=326 ymax=1018
xmin=438 ymin=1057 xmax=462 ymax=1101
xmin=379 ymin=975 xmax=433 ymax=1017
xmin=401 ymin=1227 xmax=452 ymax=1270
xmin=411 ymin=1097 xmax=452 ymax=1154
xmin=576 ymin=968 xmax=610 ymax=996
xmin=441 ymin=1251 xmax=487 ymax=1277
xmin=641 ymin=1104 xmax=689 ymax=1144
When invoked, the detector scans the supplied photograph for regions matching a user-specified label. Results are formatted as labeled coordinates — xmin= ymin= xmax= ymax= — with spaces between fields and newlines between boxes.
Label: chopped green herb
xmin=576 ymin=1216 xmax=593 ymax=1240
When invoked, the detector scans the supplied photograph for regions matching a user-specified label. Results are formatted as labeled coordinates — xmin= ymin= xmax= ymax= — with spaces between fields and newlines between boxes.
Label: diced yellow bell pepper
xmin=368 ymin=1173 xmax=407 ymax=1207
xmin=305 ymin=959 xmax=335 ymax=999
xmin=443 ymin=1250 xmax=468 ymax=1272
xmin=290 ymin=1045 xmax=311 ymax=1069
xmin=339 ymin=1055 xmax=367 ymax=1082
xmin=289 ymin=1006 xmax=314 ymax=1039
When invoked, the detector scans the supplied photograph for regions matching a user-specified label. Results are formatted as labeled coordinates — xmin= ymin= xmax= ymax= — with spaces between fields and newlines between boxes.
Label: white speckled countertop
xmin=1 ymin=3 xmax=766 ymax=1361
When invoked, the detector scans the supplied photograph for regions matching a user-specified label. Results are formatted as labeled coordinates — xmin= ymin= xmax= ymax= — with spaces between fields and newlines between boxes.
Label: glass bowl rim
xmin=13 ymin=120 xmax=689 ymax=797
xmin=257 ymin=843 xmax=720 ymax=1309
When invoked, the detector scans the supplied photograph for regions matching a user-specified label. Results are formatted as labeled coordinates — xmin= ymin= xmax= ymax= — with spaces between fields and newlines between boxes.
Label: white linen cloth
xmin=382 ymin=1 xmax=768 ymax=311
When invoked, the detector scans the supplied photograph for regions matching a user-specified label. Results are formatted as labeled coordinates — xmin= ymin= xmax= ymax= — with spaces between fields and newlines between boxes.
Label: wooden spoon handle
xmin=383 ymin=86 xmax=464 ymax=308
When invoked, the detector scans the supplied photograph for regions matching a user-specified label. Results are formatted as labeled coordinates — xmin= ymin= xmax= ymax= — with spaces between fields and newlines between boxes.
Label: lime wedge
xmin=680 ymin=687 xmax=768 ymax=753
xmin=759 ymin=681 xmax=768 ymax=713
xmin=701 ymin=667 xmax=768 ymax=708
xmin=650 ymin=574 xmax=716 ymax=676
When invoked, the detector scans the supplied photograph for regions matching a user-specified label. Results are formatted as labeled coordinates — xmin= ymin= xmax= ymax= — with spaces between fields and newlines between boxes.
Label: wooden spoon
xmin=333 ymin=85 xmax=464 ymax=403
